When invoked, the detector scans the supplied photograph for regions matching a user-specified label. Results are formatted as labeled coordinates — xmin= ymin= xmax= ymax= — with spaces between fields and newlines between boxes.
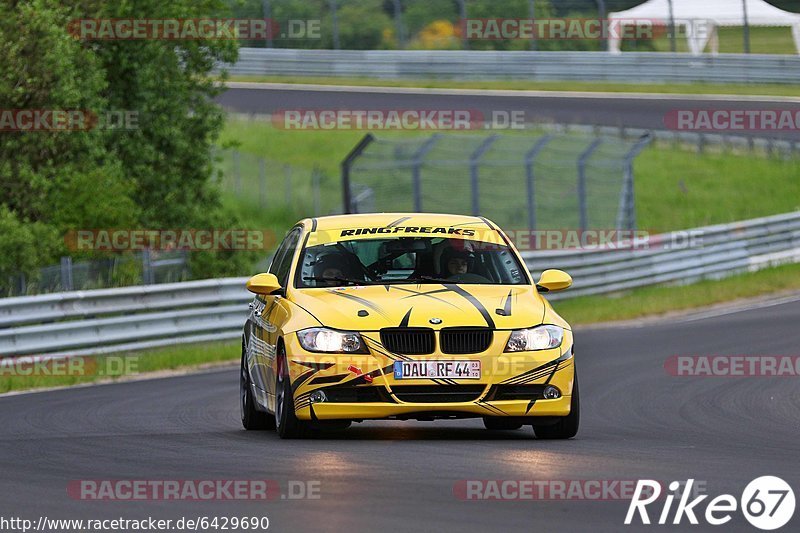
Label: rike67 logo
xmin=626 ymin=477 xmax=795 ymax=530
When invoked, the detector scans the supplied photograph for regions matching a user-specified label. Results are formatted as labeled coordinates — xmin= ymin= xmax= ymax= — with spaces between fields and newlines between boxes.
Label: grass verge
xmin=0 ymin=341 xmax=239 ymax=394
xmin=226 ymin=75 xmax=800 ymax=98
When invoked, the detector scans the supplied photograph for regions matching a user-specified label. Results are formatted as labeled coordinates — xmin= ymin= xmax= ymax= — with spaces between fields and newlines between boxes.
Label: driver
xmin=313 ymin=253 xmax=352 ymax=286
xmin=442 ymin=248 xmax=475 ymax=278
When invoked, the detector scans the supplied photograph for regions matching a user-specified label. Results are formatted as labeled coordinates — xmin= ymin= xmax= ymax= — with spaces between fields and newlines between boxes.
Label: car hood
xmin=289 ymin=284 xmax=545 ymax=331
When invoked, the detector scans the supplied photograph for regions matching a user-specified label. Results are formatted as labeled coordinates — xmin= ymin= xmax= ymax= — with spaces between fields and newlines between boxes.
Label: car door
xmin=250 ymin=226 xmax=303 ymax=411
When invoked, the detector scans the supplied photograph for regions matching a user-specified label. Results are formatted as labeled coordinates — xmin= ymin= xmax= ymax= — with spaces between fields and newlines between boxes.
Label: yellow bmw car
xmin=240 ymin=213 xmax=578 ymax=439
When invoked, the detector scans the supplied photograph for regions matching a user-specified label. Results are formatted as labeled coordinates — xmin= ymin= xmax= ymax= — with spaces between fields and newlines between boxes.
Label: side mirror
xmin=536 ymin=269 xmax=572 ymax=293
xmin=246 ymin=273 xmax=282 ymax=295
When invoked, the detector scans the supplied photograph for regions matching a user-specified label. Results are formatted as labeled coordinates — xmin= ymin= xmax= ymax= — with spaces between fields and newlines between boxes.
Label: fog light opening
xmin=542 ymin=386 xmax=561 ymax=400
xmin=310 ymin=390 xmax=328 ymax=404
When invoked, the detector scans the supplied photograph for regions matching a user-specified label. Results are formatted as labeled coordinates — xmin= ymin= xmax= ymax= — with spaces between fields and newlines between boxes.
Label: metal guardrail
xmin=526 ymin=211 xmax=800 ymax=301
xmin=224 ymin=48 xmax=800 ymax=84
xmin=2 ymin=211 xmax=799 ymax=358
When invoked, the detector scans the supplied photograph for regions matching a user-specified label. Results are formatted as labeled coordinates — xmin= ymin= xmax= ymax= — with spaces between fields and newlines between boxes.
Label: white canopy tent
xmin=608 ymin=0 xmax=800 ymax=55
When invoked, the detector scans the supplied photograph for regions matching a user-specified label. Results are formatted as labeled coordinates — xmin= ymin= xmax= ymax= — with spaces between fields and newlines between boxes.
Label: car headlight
xmin=504 ymin=325 xmax=563 ymax=352
xmin=297 ymin=328 xmax=368 ymax=354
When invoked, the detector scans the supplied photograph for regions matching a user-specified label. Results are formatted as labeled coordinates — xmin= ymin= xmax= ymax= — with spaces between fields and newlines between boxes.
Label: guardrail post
xmin=411 ymin=134 xmax=441 ymax=212
xmin=469 ymin=135 xmax=499 ymax=216
xmin=577 ymin=139 xmax=603 ymax=231
xmin=617 ymin=133 xmax=653 ymax=230
xmin=60 ymin=257 xmax=73 ymax=292
xmin=524 ymin=135 xmax=553 ymax=231
xmin=341 ymin=133 xmax=375 ymax=214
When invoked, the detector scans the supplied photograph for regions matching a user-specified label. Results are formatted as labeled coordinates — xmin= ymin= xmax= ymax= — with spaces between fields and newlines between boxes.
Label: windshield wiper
xmin=302 ymin=276 xmax=365 ymax=286
xmin=399 ymin=275 xmax=455 ymax=284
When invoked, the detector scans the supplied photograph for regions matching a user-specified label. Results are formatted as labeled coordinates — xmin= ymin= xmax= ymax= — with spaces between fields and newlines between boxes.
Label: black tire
xmin=532 ymin=371 xmax=580 ymax=440
xmin=241 ymin=339 xmax=275 ymax=430
xmin=483 ymin=418 xmax=523 ymax=430
xmin=275 ymin=345 xmax=311 ymax=439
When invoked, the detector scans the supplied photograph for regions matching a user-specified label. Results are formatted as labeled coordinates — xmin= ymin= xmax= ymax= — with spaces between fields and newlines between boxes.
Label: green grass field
xmin=219 ymin=118 xmax=800 ymax=232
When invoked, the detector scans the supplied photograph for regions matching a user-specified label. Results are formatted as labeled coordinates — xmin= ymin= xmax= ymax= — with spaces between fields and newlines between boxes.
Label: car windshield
xmin=296 ymin=236 xmax=529 ymax=288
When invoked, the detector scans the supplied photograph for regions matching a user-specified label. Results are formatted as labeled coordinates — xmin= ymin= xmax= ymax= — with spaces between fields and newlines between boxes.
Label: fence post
xmin=341 ymin=133 xmax=375 ymax=213
xmin=742 ymin=0 xmax=751 ymax=54
xmin=667 ymin=0 xmax=676 ymax=52
xmin=469 ymin=135 xmax=499 ymax=216
xmin=457 ymin=0 xmax=468 ymax=50
xmin=528 ymin=0 xmax=537 ymax=51
xmin=233 ymin=150 xmax=241 ymax=193
xmin=262 ymin=0 xmax=273 ymax=48
xmin=577 ymin=139 xmax=603 ymax=231
xmin=60 ymin=256 xmax=73 ymax=291
xmin=392 ymin=0 xmax=405 ymax=49
xmin=259 ymin=158 xmax=267 ymax=208
xmin=595 ymin=0 xmax=607 ymax=51
xmin=411 ymin=134 xmax=441 ymax=212
xmin=284 ymin=165 xmax=292 ymax=206
xmin=617 ymin=134 xmax=653 ymax=231
xmin=524 ymin=135 xmax=553 ymax=231
xmin=329 ymin=0 xmax=341 ymax=50
xmin=142 ymin=249 xmax=153 ymax=285
xmin=312 ymin=167 xmax=321 ymax=216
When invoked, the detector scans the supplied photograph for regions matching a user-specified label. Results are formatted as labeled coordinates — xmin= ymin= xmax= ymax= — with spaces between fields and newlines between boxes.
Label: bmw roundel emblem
xmin=429 ymin=318 xmax=442 ymax=325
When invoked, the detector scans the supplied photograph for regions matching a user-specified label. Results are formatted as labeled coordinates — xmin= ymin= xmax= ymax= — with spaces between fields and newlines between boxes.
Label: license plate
xmin=393 ymin=361 xmax=481 ymax=380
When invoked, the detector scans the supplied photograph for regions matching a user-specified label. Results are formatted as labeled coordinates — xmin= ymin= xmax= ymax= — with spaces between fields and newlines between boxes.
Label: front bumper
xmin=284 ymin=330 xmax=575 ymax=421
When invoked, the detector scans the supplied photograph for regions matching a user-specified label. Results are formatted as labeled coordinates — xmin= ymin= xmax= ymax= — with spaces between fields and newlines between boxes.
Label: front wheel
xmin=532 ymin=372 xmax=580 ymax=440
xmin=241 ymin=339 xmax=275 ymax=430
xmin=275 ymin=346 xmax=311 ymax=439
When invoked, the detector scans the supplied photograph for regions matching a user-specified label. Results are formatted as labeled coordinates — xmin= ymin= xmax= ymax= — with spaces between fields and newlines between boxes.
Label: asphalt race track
xmin=217 ymin=83 xmax=800 ymax=141
xmin=1 ymin=297 xmax=798 ymax=532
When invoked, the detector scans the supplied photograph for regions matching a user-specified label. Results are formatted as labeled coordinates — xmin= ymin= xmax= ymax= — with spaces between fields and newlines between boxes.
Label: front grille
xmin=391 ymin=385 xmax=486 ymax=403
xmin=324 ymin=386 xmax=393 ymax=403
xmin=486 ymin=384 xmax=546 ymax=401
xmin=380 ymin=327 xmax=435 ymax=355
xmin=440 ymin=328 xmax=493 ymax=354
